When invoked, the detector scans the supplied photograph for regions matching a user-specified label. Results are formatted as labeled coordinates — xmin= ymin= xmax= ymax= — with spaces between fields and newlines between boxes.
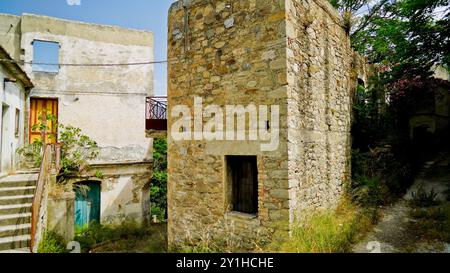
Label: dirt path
xmin=353 ymin=153 xmax=450 ymax=253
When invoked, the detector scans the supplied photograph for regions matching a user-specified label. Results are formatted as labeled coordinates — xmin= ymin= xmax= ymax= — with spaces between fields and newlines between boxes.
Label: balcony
xmin=146 ymin=97 xmax=167 ymax=138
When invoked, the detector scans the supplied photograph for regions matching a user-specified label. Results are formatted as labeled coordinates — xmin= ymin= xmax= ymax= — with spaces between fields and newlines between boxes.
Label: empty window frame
xmin=32 ymin=40 xmax=60 ymax=73
xmin=226 ymin=156 xmax=258 ymax=214
xmin=15 ymin=108 xmax=20 ymax=138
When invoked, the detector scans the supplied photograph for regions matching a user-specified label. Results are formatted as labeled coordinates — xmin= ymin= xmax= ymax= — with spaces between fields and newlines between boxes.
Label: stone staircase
xmin=0 ymin=173 xmax=38 ymax=252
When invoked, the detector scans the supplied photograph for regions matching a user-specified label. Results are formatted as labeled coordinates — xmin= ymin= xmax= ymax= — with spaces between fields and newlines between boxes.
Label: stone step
xmin=0 ymin=247 xmax=30 ymax=253
xmin=0 ymin=174 xmax=38 ymax=183
xmin=0 ymin=186 xmax=36 ymax=197
xmin=0 ymin=235 xmax=30 ymax=251
xmin=0 ymin=179 xmax=37 ymax=188
xmin=0 ymin=195 xmax=34 ymax=206
xmin=0 ymin=223 xmax=31 ymax=238
xmin=0 ymin=213 xmax=32 ymax=226
xmin=0 ymin=203 xmax=32 ymax=216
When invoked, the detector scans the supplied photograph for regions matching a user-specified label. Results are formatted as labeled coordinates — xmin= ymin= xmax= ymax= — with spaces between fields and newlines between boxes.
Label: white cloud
xmin=66 ymin=0 xmax=81 ymax=6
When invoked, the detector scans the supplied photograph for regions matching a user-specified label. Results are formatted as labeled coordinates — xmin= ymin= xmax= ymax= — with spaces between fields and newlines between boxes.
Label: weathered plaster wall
xmin=0 ymin=13 xmax=154 ymax=163
xmin=70 ymin=162 xmax=151 ymax=224
xmin=0 ymin=14 xmax=22 ymax=60
xmin=285 ymin=0 xmax=353 ymax=221
xmin=168 ymin=0 xmax=354 ymax=249
xmin=47 ymin=192 xmax=75 ymax=243
xmin=19 ymin=14 xmax=153 ymax=163
xmin=0 ymin=13 xmax=153 ymax=224
xmin=0 ymin=66 xmax=27 ymax=174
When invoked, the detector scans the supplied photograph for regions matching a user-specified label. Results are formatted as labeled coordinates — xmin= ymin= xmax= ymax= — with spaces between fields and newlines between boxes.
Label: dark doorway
xmin=226 ymin=156 xmax=258 ymax=214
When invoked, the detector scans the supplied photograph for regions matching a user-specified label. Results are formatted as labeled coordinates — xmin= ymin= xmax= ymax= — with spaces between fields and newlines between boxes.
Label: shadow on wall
xmin=99 ymin=174 xmax=151 ymax=224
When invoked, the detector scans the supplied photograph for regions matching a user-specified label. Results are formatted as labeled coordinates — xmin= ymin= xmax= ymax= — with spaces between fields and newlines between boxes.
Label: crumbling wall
xmin=0 ymin=13 xmax=154 ymax=224
xmin=0 ymin=13 xmax=154 ymax=163
xmin=69 ymin=162 xmax=151 ymax=224
xmin=0 ymin=13 xmax=22 ymax=60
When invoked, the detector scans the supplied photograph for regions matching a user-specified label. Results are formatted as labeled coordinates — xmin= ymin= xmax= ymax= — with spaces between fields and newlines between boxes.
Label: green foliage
xmin=268 ymin=200 xmax=377 ymax=253
xmin=351 ymin=148 xmax=413 ymax=206
xmin=16 ymin=110 xmax=99 ymax=186
xmin=151 ymin=138 xmax=167 ymax=221
xmin=410 ymin=185 xmax=441 ymax=207
xmin=16 ymin=140 xmax=43 ymax=168
xmin=58 ymin=124 xmax=99 ymax=182
xmin=74 ymin=221 xmax=153 ymax=253
xmin=409 ymin=203 xmax=450 ymax=243
xmin=37 ymin=231 xmax=68 ymax=253
xmin=351 ymin=0 xmax=449 ymax=77
xmin=95 ymin=171 xmax=104 ymax=179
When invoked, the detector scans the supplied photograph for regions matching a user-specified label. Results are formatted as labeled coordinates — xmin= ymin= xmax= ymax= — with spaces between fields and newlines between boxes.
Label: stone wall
xmin=285 ymin=0 xmax=353 ymax=221
xmin=168 ymin=0 xmax=356 ymax=250
xmin=168 ymin=0 xmax=290 ymax=249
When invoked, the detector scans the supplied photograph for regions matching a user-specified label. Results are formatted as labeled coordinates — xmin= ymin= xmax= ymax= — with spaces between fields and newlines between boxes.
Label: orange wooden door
xmin=29 ymin=98 xmax=58 ymax=144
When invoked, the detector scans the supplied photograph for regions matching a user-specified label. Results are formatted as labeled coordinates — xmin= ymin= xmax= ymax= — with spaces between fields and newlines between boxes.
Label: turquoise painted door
xmin=75 ymin=182 xmax=101 ymax=228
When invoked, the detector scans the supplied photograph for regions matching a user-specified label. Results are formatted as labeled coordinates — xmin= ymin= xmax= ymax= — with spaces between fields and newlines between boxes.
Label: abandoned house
xmin=165 ymin=0 xmax=360 ymax=249
xmin=0 ymin=13 xmax=154 ymax=251
xmin=0 ymin=46 xmax=33 ymax=175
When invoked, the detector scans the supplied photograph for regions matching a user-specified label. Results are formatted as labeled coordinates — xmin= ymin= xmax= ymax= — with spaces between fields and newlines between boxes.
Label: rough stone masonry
xmin=167 ymin=0 xmax=359 ymax=249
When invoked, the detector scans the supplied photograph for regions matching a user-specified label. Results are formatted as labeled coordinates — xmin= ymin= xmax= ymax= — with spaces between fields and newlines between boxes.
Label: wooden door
xmin=29 ymin=98 xmax=58 ymax=144
xmin=75 ymin=181 xmax=101 ymax=228
xmin=228 ymin=156 xmax=258 ymax=214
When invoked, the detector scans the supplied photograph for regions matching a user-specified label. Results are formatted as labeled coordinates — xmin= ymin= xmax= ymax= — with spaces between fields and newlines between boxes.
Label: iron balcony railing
xmin=146 ymin=96 xmax=167 ymax=131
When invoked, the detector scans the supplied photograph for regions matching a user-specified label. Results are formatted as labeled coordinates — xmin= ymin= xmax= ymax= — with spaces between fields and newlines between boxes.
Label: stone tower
xmin=167 ymin=0 xmax=355 ymax=249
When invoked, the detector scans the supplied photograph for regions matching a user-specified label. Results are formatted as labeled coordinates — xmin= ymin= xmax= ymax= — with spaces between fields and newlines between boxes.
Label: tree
xmin=331 ymin=0 xmax=450 ymax=79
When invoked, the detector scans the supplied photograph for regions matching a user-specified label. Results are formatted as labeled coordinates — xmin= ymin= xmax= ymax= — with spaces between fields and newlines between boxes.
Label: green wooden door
xmin=75 ymin=181 xmax=101 ymax=228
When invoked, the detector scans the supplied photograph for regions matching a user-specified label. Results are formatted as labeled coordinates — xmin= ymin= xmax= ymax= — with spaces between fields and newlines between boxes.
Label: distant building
xmin=0 ymin=13 xmax=154 ymax=225
xmin=0 ymin=46 xmax=33 ymax=174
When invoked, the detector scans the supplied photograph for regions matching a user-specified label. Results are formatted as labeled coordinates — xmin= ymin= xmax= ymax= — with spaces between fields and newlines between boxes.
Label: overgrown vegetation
xmin=150 ymin=138 xmax=168 ymax=221
xmin=37 ymin=231 xmax=68 ymax=253
xmin=409 ymin=185 xmax=441 ymax=207
xmin=267 ymin=200 xmax=378 ymax=253
xmin=16 ymin=111 xmax=99 ymax=194
xmin=74 ymin=221 xmax=166 ymax=253
xmin=408 ymin=183 xmax=450 ymax=246
xmin=409 ymin=204 xmax=450 ymax=244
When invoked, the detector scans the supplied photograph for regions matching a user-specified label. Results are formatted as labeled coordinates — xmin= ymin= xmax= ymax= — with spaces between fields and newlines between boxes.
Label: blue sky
xmin=0 ymin=0 xmax=177 ymax=96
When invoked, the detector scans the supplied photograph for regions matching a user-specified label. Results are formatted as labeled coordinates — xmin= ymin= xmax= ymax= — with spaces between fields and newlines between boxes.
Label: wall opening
xmin=75 ymin=181 xmax=101 ymax=228
xmin=32 ymin=40 xmax=60 ymax=73
xmin=15 ymin=108 xmax=20 ymax=138
xmin=226 ymin=156 xmax=258 ymax=214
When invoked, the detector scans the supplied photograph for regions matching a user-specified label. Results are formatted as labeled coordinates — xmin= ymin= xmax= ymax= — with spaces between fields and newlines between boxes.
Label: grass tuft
xmin=268 ymin=200 xmax=377 ymax=253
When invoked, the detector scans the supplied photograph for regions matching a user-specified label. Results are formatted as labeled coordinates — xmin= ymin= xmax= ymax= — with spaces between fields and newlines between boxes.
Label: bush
xmin=409 ymin=204 xmax=450 ymax=243
xmin=74 ymin=221 xmax=149 ymax=252
xmin=409 ymin=185 xmax=441 ymax=207
xmin=350 ymin=148 xmax=413 ymax=207
xmin=37 ymin=231 xmax=67 ymax=253
xmin=151 ymin=138 xmax=167 ymax=221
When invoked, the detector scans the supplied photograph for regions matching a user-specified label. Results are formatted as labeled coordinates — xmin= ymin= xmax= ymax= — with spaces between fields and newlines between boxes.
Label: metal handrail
xmin=146 ymin=97 xmax=167 ymax=120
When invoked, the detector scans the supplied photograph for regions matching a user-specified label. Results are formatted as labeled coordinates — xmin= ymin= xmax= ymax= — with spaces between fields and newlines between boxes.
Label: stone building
xmin=0 ymin=13 xmax=153 ymax=225
xmin=167 ymin=0 xmax=356 ymax=249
